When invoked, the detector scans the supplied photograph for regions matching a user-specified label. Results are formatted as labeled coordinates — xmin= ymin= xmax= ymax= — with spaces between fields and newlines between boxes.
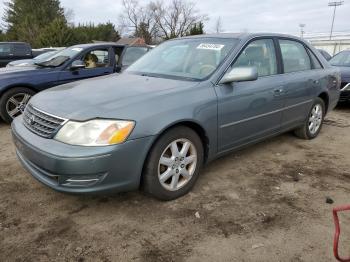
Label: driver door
xmin=215 ymin=38 xmax=285 ymax=153
xmin=57 ymin=47 xmax=114 ymax=85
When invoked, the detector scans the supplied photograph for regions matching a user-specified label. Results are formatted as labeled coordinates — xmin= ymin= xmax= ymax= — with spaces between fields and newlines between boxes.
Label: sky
xmin=0 ymin=0 xmax=349 ymax=36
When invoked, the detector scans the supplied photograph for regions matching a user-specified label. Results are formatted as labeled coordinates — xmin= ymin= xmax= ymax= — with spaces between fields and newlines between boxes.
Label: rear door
xmin=215 ymin=38 xmax=285 ymax=152
xmin=277 ymin=39 xmax=317 ymax=129
xmin=0 ymin=43 xmax=13 ymax=67
xmin=12 ymin=43 xmax=32 ymax=61
xmin=57 ymin=47 xmax=114 ymax=85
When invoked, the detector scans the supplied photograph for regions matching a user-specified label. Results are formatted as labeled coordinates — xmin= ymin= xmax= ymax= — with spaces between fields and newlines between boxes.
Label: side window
xmin=83 ymin=49 xmax=110 ymax=69
xmin=13 ymin=44 xmax=31 ymax=56
xmin=279 ymin=40 xmax=311 ymax=73
xmin=0 ymin=44 xmax=12 ymax=55
xmin=232 ymin=39 xmax=277 ymax=77
xmin=308 ymin=49 xmax=323 ymax=69
xmin=122 ymin=47 xmax=148 ymax=66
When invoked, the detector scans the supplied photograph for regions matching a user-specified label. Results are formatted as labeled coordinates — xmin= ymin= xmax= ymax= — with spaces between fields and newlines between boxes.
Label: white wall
xmin=310 ymin=40 xmax=350 ymax=55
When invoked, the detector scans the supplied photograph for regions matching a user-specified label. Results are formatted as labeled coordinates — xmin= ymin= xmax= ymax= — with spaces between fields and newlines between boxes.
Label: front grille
xmin=23 ymin=104 xmax=67 ymax=138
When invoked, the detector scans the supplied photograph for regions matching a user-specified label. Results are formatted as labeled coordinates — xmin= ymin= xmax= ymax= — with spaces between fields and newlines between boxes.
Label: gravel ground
xmin=1 ymin=107 xmax=350 ymax=262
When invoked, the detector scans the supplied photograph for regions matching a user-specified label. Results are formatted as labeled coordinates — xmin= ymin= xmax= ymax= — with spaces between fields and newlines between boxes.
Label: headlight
xmin=55 ymin=119 xmax=135 ymax=146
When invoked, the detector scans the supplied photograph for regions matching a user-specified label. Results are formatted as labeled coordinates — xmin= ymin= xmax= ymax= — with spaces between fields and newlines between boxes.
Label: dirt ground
xmin=1 ymin=107 xmax=350 ymax=262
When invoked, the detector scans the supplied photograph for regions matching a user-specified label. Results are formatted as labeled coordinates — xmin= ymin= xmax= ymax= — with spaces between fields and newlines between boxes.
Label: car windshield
xmin=35 ymin=47 xmax=83 ymax=67
xmin=33 ymin=51 xmax=59 ymax=61
xmin=126 ymin=38 xmax=238 ymax=80
xmin=330 ymin=51 xmax=350 ymax=67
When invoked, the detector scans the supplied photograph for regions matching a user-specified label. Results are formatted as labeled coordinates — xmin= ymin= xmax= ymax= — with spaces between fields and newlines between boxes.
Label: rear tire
xmin=0 ymin=87 xmax=35 ymax=124
xmin=142 ymin=126 xmax=204 ymax=201
xmin=294 ymin=98 xmax=325 ymax=140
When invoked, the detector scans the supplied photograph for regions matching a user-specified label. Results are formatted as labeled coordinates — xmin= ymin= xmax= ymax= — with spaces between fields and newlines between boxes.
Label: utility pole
xmin=299 ymin=24 xmax=306 ymax=38
xmin=328 ymin=1 xmax=344 ymax=40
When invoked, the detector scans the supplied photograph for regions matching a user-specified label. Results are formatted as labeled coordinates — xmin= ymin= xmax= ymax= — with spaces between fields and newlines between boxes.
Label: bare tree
xmin=214 ymin=16 xmax=223 ymax=33
xmin=150 ymin=0 xmax=208 ymax=39
xmin=119 ymin=0 xmax=158 ymax=43
xmin=119 ymin=0 xmax=207 ymax=42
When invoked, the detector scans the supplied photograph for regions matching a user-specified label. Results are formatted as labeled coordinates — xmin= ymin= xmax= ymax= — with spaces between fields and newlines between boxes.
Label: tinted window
xmin=279 ymin=40 xmax=311 ymax=73
xmin=126 ymin=38 xmax=238 ymax=80
xmin=0 ymin=43 xmax=11 ymax=55
xmin=308 ymin=49 xmax=323 ymax=69
xmin=123 ymin=47 xmax=148 ymax=66
xmin=330 ymin=51 xmax=350 ymax=67
xmin=233 ymin=39 xmax=277 ymax=77
xmin=13 ymin=44 xmax=31 ymax=56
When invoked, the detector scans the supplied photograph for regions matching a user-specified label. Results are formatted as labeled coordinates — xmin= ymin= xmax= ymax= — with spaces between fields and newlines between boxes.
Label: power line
xmin=328 ymin=1 xmax=344 ymax=40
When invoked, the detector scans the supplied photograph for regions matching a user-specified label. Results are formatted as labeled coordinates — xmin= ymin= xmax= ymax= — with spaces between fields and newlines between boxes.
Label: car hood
xmin=30 ymin=73 xmax=200 ymax=120
xmin=0 ymin=65 xmax=49 ymax=78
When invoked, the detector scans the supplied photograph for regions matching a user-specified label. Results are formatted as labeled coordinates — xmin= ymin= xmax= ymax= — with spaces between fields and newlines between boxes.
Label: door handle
xmin=273 ymin=88 xmax=284 ymax=96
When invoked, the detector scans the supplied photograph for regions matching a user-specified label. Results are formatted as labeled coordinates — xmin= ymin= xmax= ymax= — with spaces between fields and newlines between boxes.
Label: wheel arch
xmin=318 ymin=92 xmax=329 ymax=113
xmin=139 ymin=120 xmax=210 ymax=188
xmin=0 ymin=84 xmax=38 ymax=98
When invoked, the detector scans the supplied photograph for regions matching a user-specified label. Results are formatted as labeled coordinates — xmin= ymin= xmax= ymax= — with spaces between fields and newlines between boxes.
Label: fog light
xmin=61 ymin=174 xmax=107 ymax=187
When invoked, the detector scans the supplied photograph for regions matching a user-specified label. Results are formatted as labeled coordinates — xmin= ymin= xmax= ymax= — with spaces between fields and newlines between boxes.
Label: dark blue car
xmin=329 ymin=49 xmax=350 ymax=103
xmin=0 ymin=43 xmax=150 ymax=123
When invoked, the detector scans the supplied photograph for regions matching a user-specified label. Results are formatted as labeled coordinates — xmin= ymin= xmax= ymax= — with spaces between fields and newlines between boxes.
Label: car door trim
xmin=220 ymin=99 xmax=313 ymax=129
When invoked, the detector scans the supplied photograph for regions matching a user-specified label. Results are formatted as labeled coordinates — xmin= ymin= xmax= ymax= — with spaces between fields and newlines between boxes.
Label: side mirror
xmin=219 ymin=66 xmax=258 ymax=84
xmin=70 ymin=60 xmax=85 ymax=70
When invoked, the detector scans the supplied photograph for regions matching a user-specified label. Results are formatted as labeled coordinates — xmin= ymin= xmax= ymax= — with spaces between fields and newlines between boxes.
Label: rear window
xmin=279 ymin=40 xmax=311 ymax=73
xmin=13 ymin=44 xmax=31 ymax=56
xmin=0 ymin=43 xmax=11 ymax=55
xmin=122 ymin=47 xmax=148 ymax=66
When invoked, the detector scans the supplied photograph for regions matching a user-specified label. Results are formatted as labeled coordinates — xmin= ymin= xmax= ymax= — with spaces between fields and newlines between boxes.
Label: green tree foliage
xmin=71 ymin=23 xmax=120 ymax=44
xmin=38 ymin=18 xmax=74 ymax=47
xmin=3 ymin=0 xmax=66 ymax=47
xmin=187 ymin=22 xmax=204 ymax=36
xmin=1 ymin=0 xmax=120 ymax=47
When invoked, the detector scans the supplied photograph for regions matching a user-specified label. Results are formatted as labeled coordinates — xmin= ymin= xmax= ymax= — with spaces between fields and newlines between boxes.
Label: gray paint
xmin=12 ymin=33 xmax=341 ymax=194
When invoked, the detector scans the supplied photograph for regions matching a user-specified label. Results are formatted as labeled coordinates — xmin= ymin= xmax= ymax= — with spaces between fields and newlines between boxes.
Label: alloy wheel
xmin=308 ymin=104 xmax=323 ymax=135
xmin=6 ymin=93 xmax=32 ymax=119
xmin=158 ymin=138 xmax=198 ymax=191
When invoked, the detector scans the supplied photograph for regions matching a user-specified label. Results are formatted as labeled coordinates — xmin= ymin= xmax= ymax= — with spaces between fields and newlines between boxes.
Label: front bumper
xmin=11 ymin=116 xmax=154 ymax=194
xmin=339 ymin=82 xmax=350 ymax=103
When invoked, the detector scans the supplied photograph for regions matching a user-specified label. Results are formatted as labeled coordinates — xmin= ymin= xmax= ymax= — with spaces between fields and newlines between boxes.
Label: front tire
xmin=142 ymin=126 xmax=204 ymax=201
xmin=0 ymin=87 xmax=35 ymax=123
xmin=294 ymin=98 xmax=325 ymax=140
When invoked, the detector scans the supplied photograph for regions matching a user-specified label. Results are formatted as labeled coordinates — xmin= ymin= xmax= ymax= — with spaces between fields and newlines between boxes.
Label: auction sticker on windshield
xmin=197 ymin=43 xmax=225 ymax=51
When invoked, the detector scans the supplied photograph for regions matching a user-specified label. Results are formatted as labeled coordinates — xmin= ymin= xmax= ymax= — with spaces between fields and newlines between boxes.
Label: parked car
xmin=317 ymin=49 xmax=332 ymax=61
xmin=329 ymin=50 xmax=350 ymax=103
xmin=0 ymin=43 xmax=151 ymax=123
xmin=12 ymin=33 xmax=340 ymax=200
xmin=0 ymin=42 xmax=32 ymax=67
xmin=6 ymin=49 xmax=63 ymax=67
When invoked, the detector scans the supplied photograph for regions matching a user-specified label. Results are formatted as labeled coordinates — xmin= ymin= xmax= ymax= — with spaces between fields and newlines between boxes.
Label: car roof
xmin=180 ymin=32 xmax=303 ymax=41
xmin=70 ymin=42 xmax=150 ymax=49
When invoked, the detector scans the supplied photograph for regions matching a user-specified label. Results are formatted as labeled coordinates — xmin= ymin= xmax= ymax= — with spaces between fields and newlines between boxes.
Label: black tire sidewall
xmin=305 ymin=98 xmax=325 ymax=139
xmin=0 ymin=87 xmax=35 ymax=123
xmin=143 ymin=126 xmax=204 ymax=200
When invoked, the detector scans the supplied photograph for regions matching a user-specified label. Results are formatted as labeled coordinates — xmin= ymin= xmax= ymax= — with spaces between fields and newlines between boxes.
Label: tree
xmin=150 ymin=0 xmax=208 ymax=40
xmin=187 ymin=22 xmax=204 ymax=36
xmin=119 ymin=0 xmax=207 ymax=43
xmin=71 ymin=23 xmax=120 ymax=44
xmin=3 ymin=0 xmax=66 ymax=47
xmin=119 ymin=0 xmax=158 ymax=44
xmin=38 ymin=18 xmax=74 ymax=47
